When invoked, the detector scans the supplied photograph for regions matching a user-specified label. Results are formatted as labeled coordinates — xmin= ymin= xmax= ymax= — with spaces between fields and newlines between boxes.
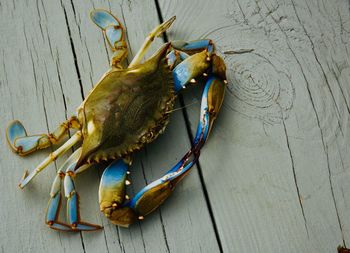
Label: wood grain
xmin=158 ymin=0 xmax=350 ymax=252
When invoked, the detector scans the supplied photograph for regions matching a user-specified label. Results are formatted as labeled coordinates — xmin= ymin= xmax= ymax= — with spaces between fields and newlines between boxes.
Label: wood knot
xmin=225 ymin=52 xmax=294 ymax=124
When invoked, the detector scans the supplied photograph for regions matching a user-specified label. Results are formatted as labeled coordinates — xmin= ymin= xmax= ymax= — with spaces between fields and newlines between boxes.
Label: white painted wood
xmin=158 ymin=0 xmax=350 ymax=252
xmin=0 ymin=0 xmax=219 ymax=253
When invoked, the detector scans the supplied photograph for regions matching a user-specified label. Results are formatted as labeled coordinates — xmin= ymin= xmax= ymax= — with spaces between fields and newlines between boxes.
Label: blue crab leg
xmin=46 ymin=148 xmax=83 ymax=231
xmin=90 ymin=9 xmax=127 ymax=68
xmin=19 ymin=131 xmax=83 ymax=188
xmin=129 ymin=16 xmax=176 ymax=68
xmin=46 ymin=193 xmax=71 ymax=231
xmin=63 ymin=158 xmax=102 ymax=231
xmin=6 ymin=116 xmax=80 ymax=156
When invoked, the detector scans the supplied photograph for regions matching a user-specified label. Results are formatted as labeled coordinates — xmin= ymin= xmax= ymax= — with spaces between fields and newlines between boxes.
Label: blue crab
xmin=6 ymin=9 xmax=227 ymax=231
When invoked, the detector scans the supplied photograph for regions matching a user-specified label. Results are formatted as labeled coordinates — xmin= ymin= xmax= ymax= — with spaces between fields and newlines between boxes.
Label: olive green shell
xmin=77 ymin=43 xmax=175 ymax=166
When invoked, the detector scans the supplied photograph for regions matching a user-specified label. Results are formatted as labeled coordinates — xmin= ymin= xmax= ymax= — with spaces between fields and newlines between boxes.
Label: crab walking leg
xmin=19 ymin=131 xmax=83 ymax=189
xmin=128 ymin=16 xmax=176 ymax=68
xmin=6 ymin=116 xmax=80 ymax=156
xmin=90 ymin=9 xmax=127 ymax=68
xmin=63 ymin=161 xmax=103 ymax=231
xmin=46 ymin=148 xmax=83 ymax=231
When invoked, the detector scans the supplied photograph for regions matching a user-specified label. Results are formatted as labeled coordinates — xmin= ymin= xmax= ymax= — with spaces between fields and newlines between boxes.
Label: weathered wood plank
xmin=0 ymin=0 xmax=220 ymax=252
xmin=2 ymin=0 xmax=350 ymax=252
xmin=0 ymin=0 xmax=86 ymax=252
xmin=158 ymin=0 xmax=350 ymax=252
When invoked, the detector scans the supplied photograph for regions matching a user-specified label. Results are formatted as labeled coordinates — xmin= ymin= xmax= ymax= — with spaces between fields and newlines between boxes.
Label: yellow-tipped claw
xmin=155 ymin=16 xmax=176 ymax=38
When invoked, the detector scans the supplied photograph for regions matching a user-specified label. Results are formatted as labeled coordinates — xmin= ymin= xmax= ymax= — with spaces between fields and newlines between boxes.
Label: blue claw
xmin=100 ymin=160 xmax=128 ymax=189
xmin=172 ymin=51 xmax=211 ymax=92
xmin=99 ymin=160 xmax=129 ymax=212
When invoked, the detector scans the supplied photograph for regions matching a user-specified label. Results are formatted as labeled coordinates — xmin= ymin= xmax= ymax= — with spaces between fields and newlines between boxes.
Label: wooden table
xmin=1 ymin=0 xmax=349 ymax=252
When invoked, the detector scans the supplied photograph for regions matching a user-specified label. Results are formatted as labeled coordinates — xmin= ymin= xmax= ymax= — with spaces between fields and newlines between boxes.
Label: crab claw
xmin=104 ymin=206 xmax=137 ymax=227
xmin=99 ymin=159 xmax=137 ymax=226
xmin=129 ymin=179 xmax=175 ymax=217
xmin=155 ymin=16 xmax=176 ymax=38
